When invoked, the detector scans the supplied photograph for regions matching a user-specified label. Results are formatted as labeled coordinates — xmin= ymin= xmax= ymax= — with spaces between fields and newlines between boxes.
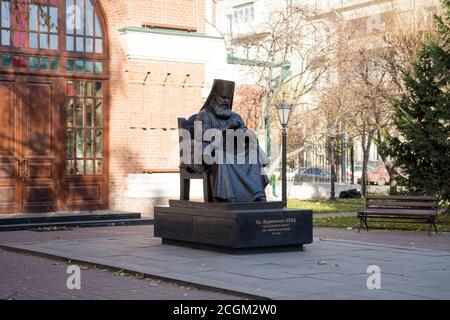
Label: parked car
xmin=294 ymin=167 xmax=332 ymax=183
xmin=346 ymin=164 xmax=375 ymax=181
xmin=367 ymin=164 xmax=390 ymax=185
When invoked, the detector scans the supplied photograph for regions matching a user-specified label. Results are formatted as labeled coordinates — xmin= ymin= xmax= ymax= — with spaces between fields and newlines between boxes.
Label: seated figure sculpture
xmin=185 ymin=79 xmax=269 ymax=203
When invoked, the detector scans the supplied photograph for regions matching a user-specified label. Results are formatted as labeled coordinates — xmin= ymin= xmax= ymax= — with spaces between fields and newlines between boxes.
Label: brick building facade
xmin=104 ymin=0 xmax=256 ymax=214
xmin=105 ymin=0 xmax=207 ymax=212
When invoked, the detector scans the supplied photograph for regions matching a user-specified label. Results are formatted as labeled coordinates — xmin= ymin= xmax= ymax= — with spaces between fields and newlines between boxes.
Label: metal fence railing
xmin=290 ymin=137 xmax=354 ymax=184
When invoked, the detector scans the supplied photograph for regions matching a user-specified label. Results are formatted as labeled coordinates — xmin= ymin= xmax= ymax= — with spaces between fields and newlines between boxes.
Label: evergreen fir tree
xmin=386 ymin=0 xmax=450 ymax=202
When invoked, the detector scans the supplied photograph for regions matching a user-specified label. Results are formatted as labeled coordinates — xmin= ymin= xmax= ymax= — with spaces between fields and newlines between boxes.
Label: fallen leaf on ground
xmin=113 ymin=269 xmax=125 ymax=276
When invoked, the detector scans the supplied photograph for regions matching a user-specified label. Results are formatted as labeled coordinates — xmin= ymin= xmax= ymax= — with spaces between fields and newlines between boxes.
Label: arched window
xmin=66 ymin=0 xmax=103 ymax=53
xmin=0 ymin=0 xmax=107 ymax=73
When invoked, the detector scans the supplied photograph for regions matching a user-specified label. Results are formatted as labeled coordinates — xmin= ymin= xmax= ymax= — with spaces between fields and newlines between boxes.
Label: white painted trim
xmin=119 ymin=30 xmax=227 ymax=64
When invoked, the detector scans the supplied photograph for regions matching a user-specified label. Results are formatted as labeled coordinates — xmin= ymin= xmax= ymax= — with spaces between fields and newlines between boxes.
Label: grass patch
xmin=288 ymin=198 xmax=365 ymax=213
xmin=314 ymin=213 xmax=450 ymax=232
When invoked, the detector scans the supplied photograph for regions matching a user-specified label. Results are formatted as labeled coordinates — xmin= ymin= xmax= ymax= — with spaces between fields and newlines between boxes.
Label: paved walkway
xmin=0 ymin=226 xmax=245 ymax=300
xmin=1 ymin=226 xmax=449 ymax=300
xmin=0 ymin=249 xmax=245 ymax=300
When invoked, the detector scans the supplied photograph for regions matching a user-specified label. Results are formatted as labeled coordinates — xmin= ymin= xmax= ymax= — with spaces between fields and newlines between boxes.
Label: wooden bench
xmin=357 ymin=195 xmax=439 ymax=235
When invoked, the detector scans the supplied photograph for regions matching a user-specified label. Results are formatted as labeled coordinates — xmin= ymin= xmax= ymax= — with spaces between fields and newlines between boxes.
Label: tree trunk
xmin=360 ymin=126 xmax=374 ymax=198
xmin=376 ymin=129 xmax=398 ymax=195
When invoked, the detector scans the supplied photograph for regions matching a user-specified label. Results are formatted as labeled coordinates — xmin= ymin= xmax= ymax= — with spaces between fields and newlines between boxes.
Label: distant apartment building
xmin=216 ymin=0 xmax=440 ymax=92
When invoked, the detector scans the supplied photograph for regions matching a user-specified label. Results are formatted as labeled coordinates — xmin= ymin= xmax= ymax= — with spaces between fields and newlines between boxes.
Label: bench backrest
xmin=366 ymin=195 xmax=438 ymax=211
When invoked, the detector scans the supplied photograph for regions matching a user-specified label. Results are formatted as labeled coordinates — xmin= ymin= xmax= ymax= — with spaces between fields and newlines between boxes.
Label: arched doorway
xmin=0 ymin=0 xmax=109 ymax=213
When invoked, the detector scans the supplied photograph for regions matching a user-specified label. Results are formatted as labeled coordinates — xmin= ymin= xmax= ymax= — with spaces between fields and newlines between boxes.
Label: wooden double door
xmin=0 ymin=75 xmax=108 ymax=214
xmin=0 ymin=75 xmax=63 ymax=213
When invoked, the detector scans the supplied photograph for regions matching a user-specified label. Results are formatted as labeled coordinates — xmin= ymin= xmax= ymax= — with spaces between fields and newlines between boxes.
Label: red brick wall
xmin=97 ymin=0 xmax=206 ymax=212
xmin=122 ymin=0 xmax=205 ymax=32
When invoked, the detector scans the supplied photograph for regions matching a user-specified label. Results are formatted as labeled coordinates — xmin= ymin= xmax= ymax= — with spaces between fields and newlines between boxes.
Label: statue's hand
xmin=226 ymin=120 xmax=242 ymax=130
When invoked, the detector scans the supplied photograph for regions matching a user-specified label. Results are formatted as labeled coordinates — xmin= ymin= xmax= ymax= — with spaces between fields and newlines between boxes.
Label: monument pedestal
xmin=154 ymin=200 xmax=313 ymax=254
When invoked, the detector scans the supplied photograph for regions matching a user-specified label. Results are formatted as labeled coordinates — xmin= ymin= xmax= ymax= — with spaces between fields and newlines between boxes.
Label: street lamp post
xmin=276 ymin=100 xmax=292 ymax=208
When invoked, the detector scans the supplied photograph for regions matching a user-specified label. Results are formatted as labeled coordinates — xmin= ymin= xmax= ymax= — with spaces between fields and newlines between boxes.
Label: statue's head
xmin=201 ymin=79 xmax=235 ymax=119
